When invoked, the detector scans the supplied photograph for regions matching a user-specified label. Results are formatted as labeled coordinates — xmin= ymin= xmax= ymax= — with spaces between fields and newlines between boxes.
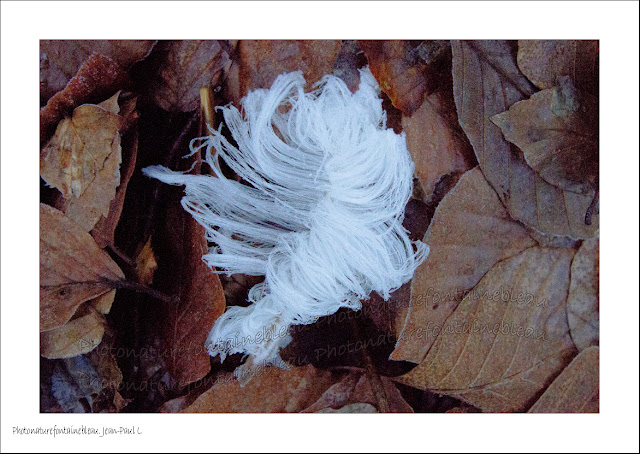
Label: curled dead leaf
xmin=134 ymin=237 xmax=158 ymax=286
xmin=40 ymin=40 xmax=156 ymax=100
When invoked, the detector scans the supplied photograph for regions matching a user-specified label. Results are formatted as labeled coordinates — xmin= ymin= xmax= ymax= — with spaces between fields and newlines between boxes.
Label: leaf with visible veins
xmin=148 ymin=40 xmax=234 ymax=112
xmin=529 ymin=346 xmax=599 ymax=413
xmin=396 ymin=246 xmax=577 ymax=412
xmin=452 ymin=40 xmax=598 ymax=239
xmin=491 ymin=81 xmax=598 ymax=194
xmin=40 ymin=204 xmax=124 ymax=331
xmin=392 ymin=168 xmax=536 ymax=364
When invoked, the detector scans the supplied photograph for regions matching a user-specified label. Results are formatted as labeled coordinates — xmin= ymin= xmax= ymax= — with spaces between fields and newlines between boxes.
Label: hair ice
xmin=143 ymin=67 xmax=429 ymax=375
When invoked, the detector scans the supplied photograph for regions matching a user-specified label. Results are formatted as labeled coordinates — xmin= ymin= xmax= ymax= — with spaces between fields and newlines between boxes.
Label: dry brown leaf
xmin=402 ymin=90 xmax=474 ymax=200
xmin=91 ymin=289 xmax=116 ymax=315
xmin=148 ymin=40 xmax=234 ymax=112
xmin=396 ymin=246 xmax=577 ymax=413
xmin=491 ymin=82 xmax=598 ymax=194
xmin=316 ymin=403 xmax=377 ymax=413
xmin=359 ymin=40 xmax=448 ymax=115
xmin=91 ymin=121 xmax=138 ymax=248
xmin=40 ymin=204 xmax=124 ymax=331
xmin=40 ymin=40 xmax=156 ymax=100
xmin=182 ymin=364 xmax=336 ymax=413
xmin=452 ymin=40 xmax=598 ymax=239
xmin=40 ymin=306 xmax=105 ymax=359
xmin=567 ymin=237 xmax=599 ymax=351
xmin=134 ymin=236 xmax=158 ymax=286
xmin=301 ymin=371 xmax=413 ymax=413
xmin=517 ymin=40 xmax=598 ymax=96
xmin=392 ymin=168 xmax=536 ymax=363
xmin=41 ymin=98 xmax=121 ymax=199
xmin=332 ymin=40 xmax=364 ymax=93
xmin=529 ymin=346 xmax=599 ymax=413
xmin=225 ymin=40 xmax=341 ymax=104
xmin=155 ymin=196 xmax=226 ymax=387
xmin=40 ymin=54 xmax=129 ymax=146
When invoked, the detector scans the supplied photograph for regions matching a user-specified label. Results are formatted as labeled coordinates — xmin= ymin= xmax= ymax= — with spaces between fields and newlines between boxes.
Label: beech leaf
xmin=359 ymin=40 xmax=448 ymax=115
xmin=528 ymin=346 xmax=599 ymax=413
xmin=392 ymin=168 xmax=536 ymax=363
xmin=517 ymin=40 xmax=598 ymax=96
xmin=224 ymin=40 xmax=341 ymax=104
xmin=396 ymin=246 xmax=577 ymax=412
xmin=40 ymin=40 xmax=156 ymax=100
xmin=182 ymin=364 xmax=336 ymax=413
xmin=402 ymin=90 xmax=475 ymax=200
xmin=452 ymin=40 xmax=598 ymax=239
xmin=154 ymin=195 xmax=226 ymax=387
xmin=40 ymin=204 xmax=124 ymax=331
xmin=41 ymin=98 xmax=121 ymax=199
xmin=567 ymin=237 xmax=599 ymax=351
xmin=40 ymin=306 xmax=105 ymax=359
xmin=491 ymin=82 xmax=598 ymax=194
xmin=148 ymin=40 xmax=234 ymax=112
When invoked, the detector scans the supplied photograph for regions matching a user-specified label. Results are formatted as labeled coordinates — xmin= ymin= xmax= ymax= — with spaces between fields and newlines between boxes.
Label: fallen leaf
xmin=134 ymin=236 xmax=158 ymax=286
xmin=396 ymin=246 xmax=577 ymax=412
xmin=517 ymin=40 xmax=598 ymax=96
xmin=40 ymin=204 xmax=124 ymax=331
xmin=567 ymin=237 xmax=599 ymax=351
xmin=40 ymin=305 xmax=105 ymax=359
xmin=491 ymin=81 xmax=598 ymax=194
xmin=154 ymin=190 xmax=226 ymax=387
xmin=359 ymin=40 xmax=449 ymax=115
xmin=316 ymin=403 xmax=377 ymax=413
xmin=40 ymin=53 xmax=128 ymax=146
xmin=41 ymin=97 xmax=121 ymax=199
xmin=91 ymin=289 xmax=116 ymax=315
xmin=182 ymin=364 xmax=336 ymax=413
xmin=91 ymin=124 xmax=139 ymax=248
xmin=332 ymin=40 xmax=365 ymax=93
xmin=148 ymin=40 xmax=234 ymax=112
xmin=529 ymin=346 xmax=599 ymax=413
xmin=445 ymin=404 xmax=481 ymax=413
xmin=392 ymin=168 xmax=536 ymax=363
xmin=452 ymin=40 xmax=598 ymax=239
xmin=225 ymin=40 xmax=341 ymax=104
xmin=47 ymin=333 xmax=124 ymax=413
xmin=301 ymin=370 xmax=413 ymax=413
xmin=402 ymin=90 xmax=475 ymax=200
xmin=40 ymin=40 xmax=156 ymax=100
xmin=50 ymin=356 xmax=103 ymax=413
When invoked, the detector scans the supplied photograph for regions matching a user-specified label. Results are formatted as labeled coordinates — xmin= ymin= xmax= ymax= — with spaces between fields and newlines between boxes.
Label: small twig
xmin=107 ymin=243 xmax=136 ymax=268
xmin=101 ymin=279 xmax=180 ymax=304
